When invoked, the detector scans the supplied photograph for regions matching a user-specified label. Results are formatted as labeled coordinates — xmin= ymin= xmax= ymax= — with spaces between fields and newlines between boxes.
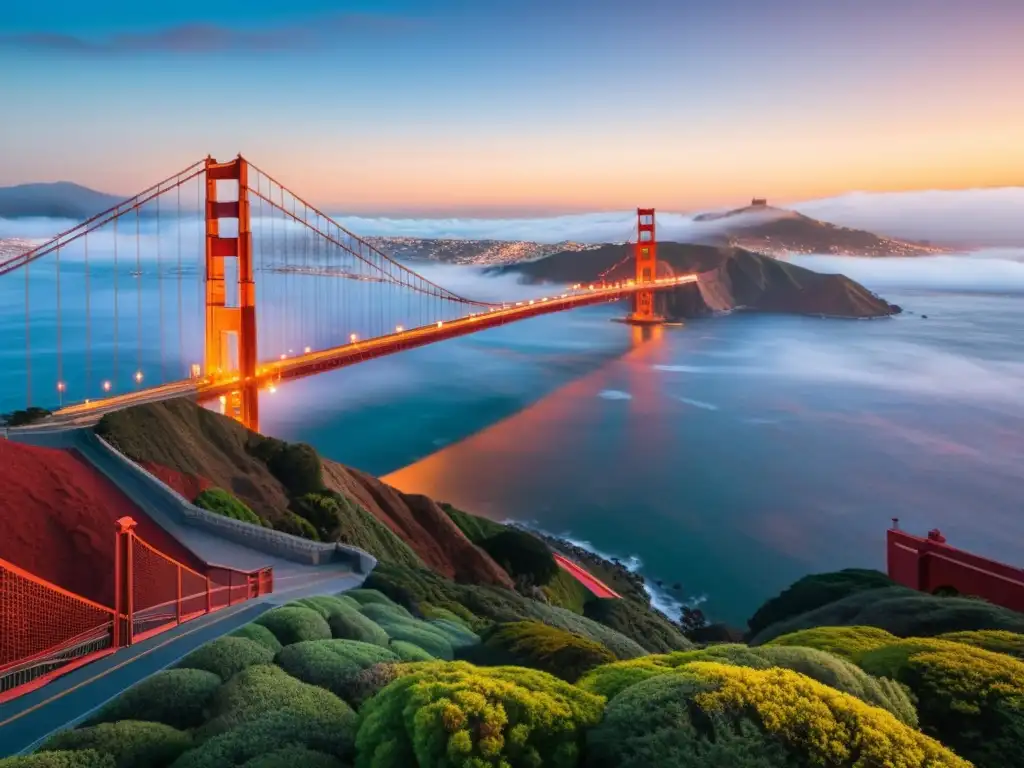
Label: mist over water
xmin=2 ymin=211 xmax=1022 ymax=624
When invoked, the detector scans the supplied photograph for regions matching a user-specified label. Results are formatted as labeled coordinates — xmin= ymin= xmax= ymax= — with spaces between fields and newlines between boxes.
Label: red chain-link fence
xmin=0 ymin=516 xmax=273 ymax=703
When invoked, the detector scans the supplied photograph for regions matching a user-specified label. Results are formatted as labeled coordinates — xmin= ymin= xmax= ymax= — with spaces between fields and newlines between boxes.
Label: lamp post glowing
xmin=349 ymin=333 xmax=357 ymax=343
xmin=395 ymin=325 xmax=404 ymax=333
xmin=102 ymin=380 xmax=112 ymax=393
xmin=134 ymin=371 xmax=144 ymax=385
xmin=57 ymin=381 xmax=65 ymax=407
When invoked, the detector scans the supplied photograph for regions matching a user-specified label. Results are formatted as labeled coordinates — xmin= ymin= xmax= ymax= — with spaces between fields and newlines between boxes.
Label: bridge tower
xmin=204 ymin=156 xmax=259 ymax=432
xmin=629 ymin=207 xmax=663 ymax=324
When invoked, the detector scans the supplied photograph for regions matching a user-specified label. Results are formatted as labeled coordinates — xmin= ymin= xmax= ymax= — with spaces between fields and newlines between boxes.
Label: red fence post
xmin=227 ymin=570 xmax=234 ymax=607
xmin=176 ymin=565 xmax=182 ymax=625
xmin=114 ymin=516 xmax=137 ymax=648
xmin=206 ymin=575 xmax=212 ymax=614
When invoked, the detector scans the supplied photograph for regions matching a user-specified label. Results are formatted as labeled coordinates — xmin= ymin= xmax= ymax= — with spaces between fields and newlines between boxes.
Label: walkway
xmin=0 ymin=568 xmax=365 ymax=757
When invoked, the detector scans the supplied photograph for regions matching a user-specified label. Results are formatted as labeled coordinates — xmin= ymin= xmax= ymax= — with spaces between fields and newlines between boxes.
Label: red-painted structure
xmin=887 ymin=519 xmax=1024 ymax=613
xmin=630 ymin=208 xmax=661 ymax=323
xmin=0 ymin=516 xmax=272 ymax=703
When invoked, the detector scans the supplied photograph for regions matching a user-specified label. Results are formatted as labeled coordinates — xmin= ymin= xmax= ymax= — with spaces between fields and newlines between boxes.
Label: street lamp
xmin=57 ymin=381 xmax=65 ymax=407
xmin=102 ymin=380 xmax=112 ymax=393
xmin=134 ymin=371 xmax=144 ymax=385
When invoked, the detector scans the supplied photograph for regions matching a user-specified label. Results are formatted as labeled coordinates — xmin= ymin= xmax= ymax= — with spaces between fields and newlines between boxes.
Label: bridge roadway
xmin=39 ymin=275 xmax=697 ymax=427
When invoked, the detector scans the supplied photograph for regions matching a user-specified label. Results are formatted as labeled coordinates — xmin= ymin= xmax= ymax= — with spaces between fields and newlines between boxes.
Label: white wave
xmin=512 ymin=522 xmax=705 ymax=623
xmin=677 ymin=397 xmax=719 ymax=411
xmin=598 ymin=390 xmax=632 ymax=400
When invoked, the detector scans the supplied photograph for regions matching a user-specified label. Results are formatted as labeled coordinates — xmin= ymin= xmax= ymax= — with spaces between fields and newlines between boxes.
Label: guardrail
xmin=0 ymin=517 xmax=273 ymax=704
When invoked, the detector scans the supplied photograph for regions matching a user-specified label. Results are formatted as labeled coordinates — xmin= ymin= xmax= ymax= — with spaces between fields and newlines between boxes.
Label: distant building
xmin=751 ymin=198 xmax=768 ymax=207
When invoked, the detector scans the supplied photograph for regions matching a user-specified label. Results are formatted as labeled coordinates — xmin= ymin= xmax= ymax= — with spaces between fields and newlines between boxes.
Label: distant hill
xmin=490 ymin=242 xmax=901 ymax=319
xmin=0 ymin=182 xmax=125 ymax=220
xmin=692 ymin=201 xmax=947 ymax=258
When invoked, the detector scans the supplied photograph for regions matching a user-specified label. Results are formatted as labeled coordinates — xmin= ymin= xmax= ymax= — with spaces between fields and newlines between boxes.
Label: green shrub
xmin=193 ymin=489 xmax=267 ymax=528
xmin=344 ymin=663 xmax=402 ymax=709
xmin=480 ymin=528 xmax=558 ymax=586
xmin=266 ymin=442 xmax=324 ymax=497
xmin=0 ymin=752 xmax=113 ymax=768
xmin=85 ymin=669 xmax=221 ymax=729
xmin=765 ymin=625 xmax=899 ymax=660
xmin=357 ymin=602 xmax=418 ymax=625
xmin=327 ymin=607 xmax=390 ymax=647
xmin=170 ymin=710 xmax=356 ymax=768
xmin=418 ymin=604 xmax=474 ymax=629
xmin=938 ymin=629 xmax=1024 ymax=660
xmin=40 ymin=722 xmax=191 ymax=768
xmin=229 ymin=623 xmax=284 ymax=653
xmin=426 ymin=618 xmax=480 ymax=650
xmin=240 ymin=749 xmax=345 ymax=768
xmin=363 ymin=563 xmax=647 ymax=658
xmin=585 ymin=662 xmax=969 ymax=768
xmin=175 ymin=637 xmax=274 ymax=681
xmin=199 ymin=665 xmax=354 ymax=738
xmin=750 ymin=586 xmax=1024 ymax=645
xmin=355 ymin=661 xmax=605 ymax=768
xmin=370 ymin=616 xmax=454 ymax=660
xmin=746 ymin=568 xmax=895 ymax=638
xmin=388 ymin=640 xmax=433 ymax=662
xmin=290 ymin=492 xmax=343 ymax=541
xmin=292 ymin=596 xmax=355 ymax=621
xmin=3 ymin=407 xmax=52 ymax=427
xmin=271 ymin=511 xmax=320 ymax=541
xmin=584 ymin=598 xmax=692 ymax=653
xmin=440 ymin=503 xmax=508 ymax=544
xmin=542 ymin=568 xmax=591 ymax=614
xmin=274 ymin=640 xmax=399 ymax=702
xmin=254 ymin=606 xmax=332 ymax=646
xmin=346 ymin=589 xmax=406 ymax=611
xmin=477 ymin=621 xmax=616 ymax=682
xmin=858 ymin=637 xmax=1024 ymax=767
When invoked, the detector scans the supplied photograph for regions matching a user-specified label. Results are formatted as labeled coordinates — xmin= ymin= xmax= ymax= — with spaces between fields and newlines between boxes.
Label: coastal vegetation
xmin=10 ymin=401 xmax=1023 ymax=766
xmin=17 ymin=567 xmax=1023 ymax=767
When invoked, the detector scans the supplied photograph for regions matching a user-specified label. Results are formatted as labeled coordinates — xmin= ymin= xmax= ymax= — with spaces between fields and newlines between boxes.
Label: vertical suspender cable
xmin=56 ymin=239 xmax=62 ymax=402
xmin=85 ymin=231 xmax=92 ymax=396
xmin=24 ymin=256 xmax=30 ymax=408
xmin=136 ymin=207 xmax=142 ymax=382
xmin=177 ymin=184 xmax=183 ymax=376
xmin=113 ymin=216 xmax=119 ymax=391
xmin=158 ymin=191 xmax=165 ymax=382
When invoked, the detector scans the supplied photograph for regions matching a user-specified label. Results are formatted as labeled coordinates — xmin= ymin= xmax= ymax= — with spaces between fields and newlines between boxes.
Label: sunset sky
xmin=1 ymin=0 xmax=1021 ymax=215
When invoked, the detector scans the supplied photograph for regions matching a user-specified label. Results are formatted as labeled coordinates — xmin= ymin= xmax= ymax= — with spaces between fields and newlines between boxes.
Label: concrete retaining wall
xmin=80 ymin=431 xmax=376 ymax=572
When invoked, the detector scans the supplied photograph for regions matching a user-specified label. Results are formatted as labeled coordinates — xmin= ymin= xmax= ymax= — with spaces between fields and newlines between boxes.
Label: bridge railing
xmin=0 ymin=517 xmax=273 ymax=703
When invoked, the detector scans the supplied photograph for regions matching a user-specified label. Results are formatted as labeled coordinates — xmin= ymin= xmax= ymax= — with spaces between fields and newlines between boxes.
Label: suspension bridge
xmin=0 ymin=155 xmax=696 ymax=738
xmin=1 ymin=155 xmax=695 ymax=432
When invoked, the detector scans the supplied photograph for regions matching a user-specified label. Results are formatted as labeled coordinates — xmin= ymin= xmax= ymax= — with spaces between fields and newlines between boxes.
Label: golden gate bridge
xmin=2 ymin=155 xmax=696 ymax=432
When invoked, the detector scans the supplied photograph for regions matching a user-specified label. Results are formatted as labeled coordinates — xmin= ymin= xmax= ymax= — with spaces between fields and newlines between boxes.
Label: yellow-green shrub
xmin=355 ymin=661 xmax=605 ymax=768
xmin=585 ymin=662 xmax=969 ymax=768
xmin=578 ymin=643 xmax=917 ymax=725
xmin=858 ymin=637 xmax=1024 ymax=767
xmin=938 ymin=629 xmax=1024 ymax=660
xmin=473 ymin=621 xmax=616 ymax=683
xmin=764 ymin=625 xmax=898 ymax=660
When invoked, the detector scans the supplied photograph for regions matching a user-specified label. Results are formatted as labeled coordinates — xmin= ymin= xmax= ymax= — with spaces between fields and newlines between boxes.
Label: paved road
xmin=0 ymin=568 xmax=365 ymax=757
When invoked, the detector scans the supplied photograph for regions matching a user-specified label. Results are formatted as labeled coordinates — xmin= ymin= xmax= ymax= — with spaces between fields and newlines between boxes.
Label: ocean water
xmin=2 ymin=245 xmax=1022 ymax=626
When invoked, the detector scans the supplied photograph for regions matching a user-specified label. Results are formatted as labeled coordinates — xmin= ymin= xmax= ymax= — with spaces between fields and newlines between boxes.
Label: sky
xmin=1 ymin=0 xmax=1022 ymax=216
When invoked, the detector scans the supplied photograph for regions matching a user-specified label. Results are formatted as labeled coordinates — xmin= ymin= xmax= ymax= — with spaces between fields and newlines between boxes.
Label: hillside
xmin=0 ymin=440 xmax=205 ymax=606
xmin=491 ymin=242 xmax=901 ymax=318
xmin=693 ymin=202 xmax=946 ymax=258
xmin=95 ymin=399 xmax=514 ymax=587
xmin=0 ymin=181 xmax=125 ymax=220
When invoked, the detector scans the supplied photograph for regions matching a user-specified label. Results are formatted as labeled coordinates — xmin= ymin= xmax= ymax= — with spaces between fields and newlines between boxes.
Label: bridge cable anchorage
xmin=0 ymin=159 xmax=206 ymax=277
xmin=244 ymin=159 xmax=498 ymax=308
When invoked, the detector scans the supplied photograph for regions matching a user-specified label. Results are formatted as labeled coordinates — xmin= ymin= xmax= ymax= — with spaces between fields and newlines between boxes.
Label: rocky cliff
xmin=491 ymin=242 xmax=901 ymax=319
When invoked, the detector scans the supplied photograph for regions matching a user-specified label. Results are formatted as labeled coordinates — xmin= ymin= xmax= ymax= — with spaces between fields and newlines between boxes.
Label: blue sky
xmin=1 ymin=0 xmax=1022 ymax=214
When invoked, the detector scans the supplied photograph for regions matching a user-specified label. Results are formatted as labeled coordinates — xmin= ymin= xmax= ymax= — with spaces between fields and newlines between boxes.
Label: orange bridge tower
xmin=204 ymin=156 xmax=259 ymax=432
xmin=629 ymin=207 xmax=663 ymax=324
